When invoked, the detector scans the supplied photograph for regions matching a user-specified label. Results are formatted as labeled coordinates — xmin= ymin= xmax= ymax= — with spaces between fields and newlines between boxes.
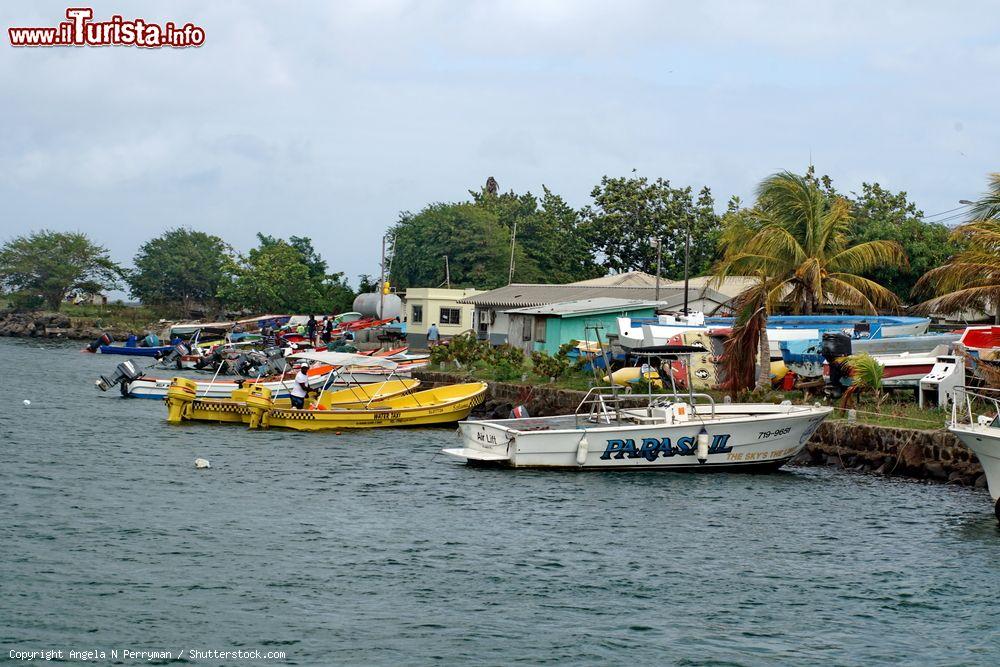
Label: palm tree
xmin=715 ymin=171 xmax=908 ymax=314
xmin=913 ymin=173 xmax=1000 ymax=323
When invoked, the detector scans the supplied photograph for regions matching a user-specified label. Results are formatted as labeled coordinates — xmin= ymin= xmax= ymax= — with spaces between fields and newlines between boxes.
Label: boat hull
xmin=98 ymin=345 xmax=173 ymax=357
xmin=446 ymin=405 xmax=831 ymax=470
xmin=950 ymin=425 xmax=1000 ymax=502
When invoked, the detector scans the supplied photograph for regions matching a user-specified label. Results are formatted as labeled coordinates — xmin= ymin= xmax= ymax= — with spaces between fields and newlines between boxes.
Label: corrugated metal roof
xmin=457 ymin=284 xmax=685 ymax=308
xmin=506 ymin=298 xmax=669 ymax=317
xmin=569 ymin=271 xmax=660 ymax=287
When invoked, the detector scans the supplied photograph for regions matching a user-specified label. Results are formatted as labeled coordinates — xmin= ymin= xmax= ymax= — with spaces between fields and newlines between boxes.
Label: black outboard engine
xmin=822 ymin=332 xmax=853 ymax=397
xmin=157 ymin=342 xmax=189 ymax=367
xmin=86 ymin=332 xmax=112 ymax=352
xmin=95 ymin=360 xmax=144 ymax=397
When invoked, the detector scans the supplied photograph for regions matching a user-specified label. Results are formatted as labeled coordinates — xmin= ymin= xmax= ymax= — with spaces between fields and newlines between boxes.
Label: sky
xmin=1 ymin=0 xmax=997 ymax=291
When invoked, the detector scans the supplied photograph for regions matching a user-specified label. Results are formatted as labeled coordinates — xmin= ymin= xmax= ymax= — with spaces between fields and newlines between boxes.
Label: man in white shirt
xmin=290 ymin=362 xmax=309 ymax=409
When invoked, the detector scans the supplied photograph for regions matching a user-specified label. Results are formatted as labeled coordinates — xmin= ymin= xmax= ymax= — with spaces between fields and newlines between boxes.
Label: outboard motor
xmin=86 ymin=332 xmax=112 ymax=353
xmin=158 ymin=342 xmax=189 ymax=367
xmin=822 ymin=332 xmax=853 ymax=397
xmin=95 ymin=360 xmax=144 ymax=396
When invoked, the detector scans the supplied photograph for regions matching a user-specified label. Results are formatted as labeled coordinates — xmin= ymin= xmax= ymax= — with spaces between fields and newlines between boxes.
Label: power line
xmin=922 ymin=204 xmax=969 ymax=219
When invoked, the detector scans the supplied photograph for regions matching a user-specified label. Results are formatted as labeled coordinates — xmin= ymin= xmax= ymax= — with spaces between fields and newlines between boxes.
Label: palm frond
xmin=911 ymin=285 xmax=1000 ymax=315
xmin=966 ymin=173 xmax=1000 ymax=222
xmin=847 ymin=354 xmax=884 ymax=392
xmin=827 ymin=240 xmax=908 ymax=275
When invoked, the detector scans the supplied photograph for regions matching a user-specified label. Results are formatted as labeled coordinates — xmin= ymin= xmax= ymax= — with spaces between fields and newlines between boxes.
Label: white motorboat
xmin=99 ymin=352 xmax=397 ymax=399
xmin=949 ymin=387 xmax=1000 ymax=516
xmin=444 ymin=386 xmax=831 ymax=471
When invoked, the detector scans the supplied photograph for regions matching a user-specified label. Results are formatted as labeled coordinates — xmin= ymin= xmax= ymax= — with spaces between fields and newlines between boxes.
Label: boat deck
xmin=470 ymin=403 xmax=824 ymax=433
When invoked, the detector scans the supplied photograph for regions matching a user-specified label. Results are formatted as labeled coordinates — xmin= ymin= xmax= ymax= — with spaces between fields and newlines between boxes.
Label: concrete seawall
xmin=414 ymin=370 xmax=988 ymax=489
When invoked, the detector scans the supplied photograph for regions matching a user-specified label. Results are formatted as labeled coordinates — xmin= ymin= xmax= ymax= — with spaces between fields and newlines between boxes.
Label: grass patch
xmin=61 ymin=303 xmax=168 ymax=332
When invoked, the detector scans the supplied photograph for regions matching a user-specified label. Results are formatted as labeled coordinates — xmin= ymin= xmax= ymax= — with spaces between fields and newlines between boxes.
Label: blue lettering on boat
xmin=599 ymin=433 xmax=733 ymax=460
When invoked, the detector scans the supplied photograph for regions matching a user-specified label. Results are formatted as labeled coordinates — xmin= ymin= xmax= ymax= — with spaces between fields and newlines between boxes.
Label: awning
xmin=288 ymin=350 xmax=398 ymax=370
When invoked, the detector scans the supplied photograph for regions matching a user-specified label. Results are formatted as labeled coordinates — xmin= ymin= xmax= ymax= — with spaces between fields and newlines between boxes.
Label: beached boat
xmin=949 ymin=387 xmax=1000 ymax=517
xmin=445 ymin=387 xmax=831 ymax=470
xmin=618 ymin=313 xmax=930 ymax=351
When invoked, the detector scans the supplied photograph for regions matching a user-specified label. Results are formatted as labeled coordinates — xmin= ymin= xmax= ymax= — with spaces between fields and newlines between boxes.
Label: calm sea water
xmin=2 ymin=337 xmax=999 ymax=666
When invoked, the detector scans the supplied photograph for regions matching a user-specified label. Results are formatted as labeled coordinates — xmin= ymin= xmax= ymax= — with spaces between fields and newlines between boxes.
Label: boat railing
xmin=952 ymin=386 xmax=1000 ymax=429
xmin=574 ymin=386 xmax=717 ymax=426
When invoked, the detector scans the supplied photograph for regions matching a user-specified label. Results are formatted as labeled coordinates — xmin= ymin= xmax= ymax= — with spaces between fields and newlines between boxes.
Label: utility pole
xmin=443 ymin=255 xmax=450 ymax=289
xmin=654 ymin=238 xmax=662 ymax=302
xmin=508 ymin=221 xmax=518 ymax=285
xmin=379 ymin=234 xmax=386 ymax=319
xmin=683 ymin=224 xmax=691 ymax=314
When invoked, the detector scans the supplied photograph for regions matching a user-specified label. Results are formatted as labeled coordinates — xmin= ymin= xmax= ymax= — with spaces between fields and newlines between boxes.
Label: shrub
xmin=531 ymin=350 xmax=570 ymax=379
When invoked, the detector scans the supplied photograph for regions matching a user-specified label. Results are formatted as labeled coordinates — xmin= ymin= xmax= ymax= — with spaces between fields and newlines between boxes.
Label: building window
xmin=533 ymin=317 xmax=546 ymax=343
xmin=412 ymin=305 xmax=423 ymax=324
xmin=440 ymin=307 xmax=461 ymax=325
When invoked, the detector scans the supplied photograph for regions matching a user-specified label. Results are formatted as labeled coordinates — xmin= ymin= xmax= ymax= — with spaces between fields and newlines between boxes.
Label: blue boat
xmin=98 ymin=344 xmax=174 ymax=357
xmin=705 ymin=315 xmax=930 ymax=340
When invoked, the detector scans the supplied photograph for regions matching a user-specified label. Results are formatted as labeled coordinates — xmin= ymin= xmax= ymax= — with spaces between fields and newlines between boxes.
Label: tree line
xmin=0 ymin=230 xmax=356 ymax=315
xmin=387 ymin=168 xmax=964 ymax=306
xmin=1 ymin=168 xmax=996 ymax=319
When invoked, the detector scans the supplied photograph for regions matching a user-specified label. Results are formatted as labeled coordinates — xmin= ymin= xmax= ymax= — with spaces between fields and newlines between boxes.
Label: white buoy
xmin=696 ymin=428 xmax=709 ymax=463
xmin=194 ymin=458 xmax=211 ymax=469
xmin=576 ymin=434 xmax=588 ymax=466
xmin=22 ymin=399 xmax=30 ymax=406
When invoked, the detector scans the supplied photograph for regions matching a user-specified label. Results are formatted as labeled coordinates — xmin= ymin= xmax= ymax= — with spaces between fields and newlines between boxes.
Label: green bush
xmin=530 ymin=350 xmax=570 ymax=379
xmin=8 ymin=292 xmax=45 ymax=311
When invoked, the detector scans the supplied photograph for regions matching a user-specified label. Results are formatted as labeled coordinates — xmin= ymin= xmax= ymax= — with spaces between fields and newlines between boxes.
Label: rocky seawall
xmin=413 ymin=370 xmax=987 ymax=489
xmin=0 ymin=311 xmax=128 ymax=341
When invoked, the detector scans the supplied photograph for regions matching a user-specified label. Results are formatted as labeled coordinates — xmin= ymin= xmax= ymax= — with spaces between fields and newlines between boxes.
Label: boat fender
xmin=576 ymin=434 xmax=588 ymax=466
xmin=696 ymin=426 xmax=709 ymax=463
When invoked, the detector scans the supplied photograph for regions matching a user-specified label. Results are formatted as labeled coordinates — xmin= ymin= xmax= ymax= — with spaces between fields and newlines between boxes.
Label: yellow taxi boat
xmin=165 ymin=348 xmax=488 ymax=430
xmin=242 ymin=381 xmax=489 ymax=431
xmin=165 ymin=377 xmax=422 ymax=425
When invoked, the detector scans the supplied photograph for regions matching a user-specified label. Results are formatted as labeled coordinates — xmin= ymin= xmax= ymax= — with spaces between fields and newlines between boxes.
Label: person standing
xmin=427 ymin=322 xmax=440 ymax=348
xmin=290 ymin=362 xmax=310 ymax=409
xmin=322 ymin=317 xmax=333 ymax=345
xmin=306 ymin=315 xmax=317 ymax=346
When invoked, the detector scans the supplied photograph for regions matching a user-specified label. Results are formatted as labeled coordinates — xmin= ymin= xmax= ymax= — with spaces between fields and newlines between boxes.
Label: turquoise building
xmin=505 ymin=298 xmax=664 ymax=355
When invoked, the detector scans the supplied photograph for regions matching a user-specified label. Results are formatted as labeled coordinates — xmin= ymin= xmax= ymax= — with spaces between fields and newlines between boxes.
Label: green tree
xmin=469 ymin=186 xmax=601 ymax=283
xmin=389 ymin=203 xmax=521 ymax=289
xmin=849 ymin=183 xmax=958 ymax=303
xmin=356 ymin=274 xmax=379 ymax=294
xmin=220 ymin=236 xmax=355 ymax=314
xmin=582 ymin=175 xmax=721 ymax=279
xmin=256 ymin=234 xmax=328 ymax=280
xmin=129 ymin=228 xmax=231 ymax=315
xmin=0 ymin=230 xmax=123 ymax=311
xmin=715 ymin=171 xmax=907 ymax=314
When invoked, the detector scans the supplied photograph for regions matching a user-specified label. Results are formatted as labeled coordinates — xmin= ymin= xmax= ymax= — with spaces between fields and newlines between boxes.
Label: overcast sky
xmin=2 ymin=1 xmax=997 ymax=288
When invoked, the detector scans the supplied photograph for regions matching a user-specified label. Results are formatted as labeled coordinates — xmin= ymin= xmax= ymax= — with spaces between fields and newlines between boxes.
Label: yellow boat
xmin=166 ymin=376 xmax=488 ymax=430
xmin=245 ymin=381 xmax=489 ymax=431
xmin=164 ymin=377 xmax=423 ymax=425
